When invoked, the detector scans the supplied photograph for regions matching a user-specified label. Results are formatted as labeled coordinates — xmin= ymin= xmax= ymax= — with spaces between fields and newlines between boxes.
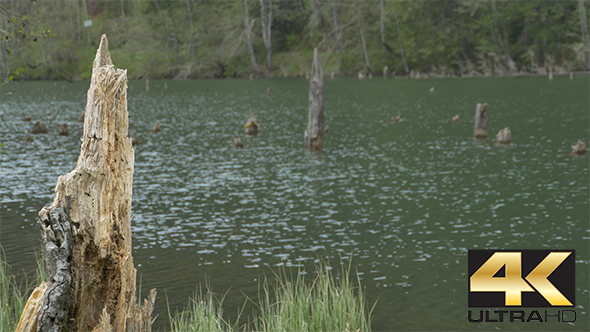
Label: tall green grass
xmin=0 ymin=248 xmax=47 ymax=332
xmin=252 ymin=262 xmax=372 ymax=332
xmin=169 ymin=261 xmax=373 ymax=332
xmin=168 ymin=284 xmax=238 ymax=332
xmin=0 ymin=252 xmax=26 ymax=331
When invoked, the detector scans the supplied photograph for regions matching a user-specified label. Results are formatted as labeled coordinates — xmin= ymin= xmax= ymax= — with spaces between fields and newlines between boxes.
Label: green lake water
xmin=0 ymin=75 xmax=588 ymax=331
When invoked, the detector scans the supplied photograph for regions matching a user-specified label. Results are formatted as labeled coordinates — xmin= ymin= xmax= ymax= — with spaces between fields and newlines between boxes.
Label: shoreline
xmin=4 ymin=70 xmax=589 ymax=83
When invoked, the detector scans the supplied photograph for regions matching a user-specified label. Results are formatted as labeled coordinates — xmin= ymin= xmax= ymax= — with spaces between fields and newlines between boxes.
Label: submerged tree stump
xmin=244 ymin=115 xmax=258 ymax=136
xmin=234 ymin=137 xmax=244 ymax=148
xmin=474 ymin=103 xmax=489 ymax=139
xmin=495 ymin=127 xmax=512 ymax=145
xmin=59 ymin=123 xmax=69 ymax=136
xmin=153 ymin=120 xmax=161 ymax=134
xmin=304 ymin=48 xmax=325 ymax=151
xmin=20 ymin=34 xmax=155 ymax=332
xmin=31 ymin=121 xmax=48 ymax=134
xmin=571 ymin=141 xmax=586 ymax=155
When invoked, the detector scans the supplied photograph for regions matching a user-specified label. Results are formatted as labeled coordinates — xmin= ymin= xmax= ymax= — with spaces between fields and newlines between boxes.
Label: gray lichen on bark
xmin=37 ymin=207 xmax=74 ymax=332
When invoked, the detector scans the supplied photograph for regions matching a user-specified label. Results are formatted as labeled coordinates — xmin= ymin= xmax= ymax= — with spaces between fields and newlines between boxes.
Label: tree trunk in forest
xmin=474 ymin=103 xmax=489 ymax=139
xmin=332 ymin=0 xmax=343 ymax=49
xmin=580 ymin=0 xmax=590 ymax=69
xmin=19 ymin=34 xmax=156 ymax=332
xmin=305 ymin=48 xmax=325 ymax=151
xmin=394 ymin=12 xmax=409 ymax=74
xmin=380 ymin=0 xmax=392 ymax=52
xmin=243 ymin=0 xmax=260 ymax=76
xmin=358 ymin=12 xmax=371 ymax=73
xmin=260 ymin=0 xmax=273 ymax=76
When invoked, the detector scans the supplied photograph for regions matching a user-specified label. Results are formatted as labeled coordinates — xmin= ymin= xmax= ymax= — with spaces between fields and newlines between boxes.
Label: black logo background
xmin=468 ymin=249 xmax=575 ymax=307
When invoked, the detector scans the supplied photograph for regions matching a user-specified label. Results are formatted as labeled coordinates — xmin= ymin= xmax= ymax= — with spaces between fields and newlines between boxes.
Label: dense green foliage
xmin=0 ymin=0 xmax=589 ymax=80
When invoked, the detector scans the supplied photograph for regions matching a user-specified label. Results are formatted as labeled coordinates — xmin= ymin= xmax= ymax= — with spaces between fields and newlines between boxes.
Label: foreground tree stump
xmin=15 ymin=282 xmax=47 ymax=332
xmin=20 ymin=34 xmax=155 ymax=332
xmin=304 ymin=48 xmax=325 ymax=151
xmin=474 ymin=103 xmax=489 ymax=139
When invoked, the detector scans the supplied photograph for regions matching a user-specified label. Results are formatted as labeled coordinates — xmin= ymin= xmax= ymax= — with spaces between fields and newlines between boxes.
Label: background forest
xmin=1 ymin=0 xmax=589 ymax=81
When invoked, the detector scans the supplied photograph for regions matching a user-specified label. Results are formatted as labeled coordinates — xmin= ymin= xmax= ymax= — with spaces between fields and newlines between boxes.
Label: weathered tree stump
xmin=22 ymin=115 xmax=32 ymax=121
xmin=234 ymin=137 xmax=244 ymax=148
xmin=31 ymin=121 xmax=48 ymax=134
xmin=266 ymin=87 xmax=271 ymax=96
xmin=451 ymin=115 xmax=460 ymax=122
xmin=25 ymin=135 xmax=34 ymax=143
xmin=495 ymin=127 xmax=512 ymax=145
xmin=244 ymin=115 xmax=258 ymax=136
xmin=77 ymin=111 xmax=85 ymax=123
xmin=474 ymin=103 xmax=489 ymax=139
xmin=153 ymin=121 xmax=161 ymax=134
xmin=59 ymin=123 xmax=69 ymax=136
xmin=305 ymin=48 xmax=325 ymax=151
xmin=391 ymin=116 xmax=401 ymax=122
xmin=14 ymin=282 xmax=47 ymax=332
xmin=383 ymin=66 xmax=388 ymax=78
xmin=19 ymin=34 xmax=155 ymax=332
xmin=571 ymin=141 xmax=586 ymax=155
xmin=429 ymin=87 xmax=435 ymax=94
xmin=132 ymin=130 xmax=143 ymax=146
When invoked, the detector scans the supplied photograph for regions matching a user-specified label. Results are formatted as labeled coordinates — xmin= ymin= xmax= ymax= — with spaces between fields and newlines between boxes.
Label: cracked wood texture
xmin=304 ymin=48 xmax=325 ymax=151
xmin=33 ymin=34 xmax=155 ymax=332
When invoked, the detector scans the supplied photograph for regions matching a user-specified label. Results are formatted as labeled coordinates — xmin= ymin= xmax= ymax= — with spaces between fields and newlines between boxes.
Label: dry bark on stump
xmin=474 ymin=103 xmax=489 ymax=139
xmin=15 ymin=283 xmax=48 ymax=332
xmin=20 ymin=34 xmax=155 ymax=332
xmin=304 ymin=48 xmax=325 ymax=151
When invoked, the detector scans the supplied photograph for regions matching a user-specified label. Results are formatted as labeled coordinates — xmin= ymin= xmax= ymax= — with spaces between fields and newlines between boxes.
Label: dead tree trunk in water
xmin=260 ymin=0 xmax=273 ymax=76
xmin=305 ymin=48 xmax=325 ymax=151
xmin=474 ymin=103 xmax=489 ymax=139
xmin=19 ymin=34 xmax=156 ymax=332
xmin=243 ymin=0 xmax=260 ymax=76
